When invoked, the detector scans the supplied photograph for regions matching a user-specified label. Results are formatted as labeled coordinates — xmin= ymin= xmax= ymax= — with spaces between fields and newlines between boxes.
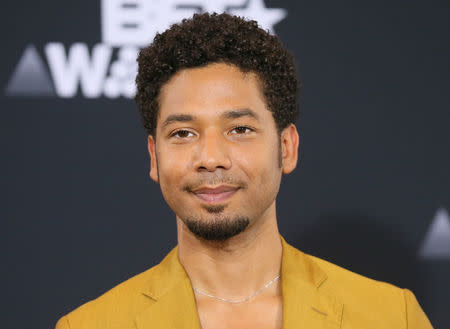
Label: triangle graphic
xmin=4 ymin=44 xmax=55 ymax=96
xmin=419 ymin=208 xmax=450 ymax=260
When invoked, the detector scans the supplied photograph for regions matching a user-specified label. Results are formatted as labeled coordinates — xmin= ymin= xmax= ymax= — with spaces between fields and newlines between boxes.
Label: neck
xmin=176 ymin=202 xmax=282 ymax=299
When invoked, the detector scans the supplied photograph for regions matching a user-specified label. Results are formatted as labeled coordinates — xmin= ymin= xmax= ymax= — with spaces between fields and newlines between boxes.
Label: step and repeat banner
xmin=1 ymin=1 xmax=449 ymax=328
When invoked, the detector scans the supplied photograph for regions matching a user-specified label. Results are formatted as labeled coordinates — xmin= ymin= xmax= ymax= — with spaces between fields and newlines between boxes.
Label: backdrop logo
xmin=419 ymin=208 xmax=450 ymax=260
xmin=4 ymin=0 xmax=286 ymax=99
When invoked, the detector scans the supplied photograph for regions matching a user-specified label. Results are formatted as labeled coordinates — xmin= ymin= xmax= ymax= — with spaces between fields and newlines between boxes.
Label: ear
xmin=147 ymin=135 xmax=159 ymax=183
xmin=280 ymin=124 xmax=299 ymax=174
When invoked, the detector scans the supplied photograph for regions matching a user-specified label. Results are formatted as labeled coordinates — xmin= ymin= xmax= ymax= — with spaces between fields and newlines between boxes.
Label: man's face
xmin=147 ymin=63 xmax=298 ymax=241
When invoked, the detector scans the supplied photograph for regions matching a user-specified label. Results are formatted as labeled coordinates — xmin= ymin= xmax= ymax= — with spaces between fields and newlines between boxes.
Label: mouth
xmin=191 ymin=185 xmax=240 ymax=204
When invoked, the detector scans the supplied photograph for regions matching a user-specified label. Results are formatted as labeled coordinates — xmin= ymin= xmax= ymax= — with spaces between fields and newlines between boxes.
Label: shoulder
xmin=55 ymin=264 xmax=159 ymax=329
xmin=305 ymin=253 xmax=432 ymax=328
xmin=307 ymin=253 xmax=404 ymax=298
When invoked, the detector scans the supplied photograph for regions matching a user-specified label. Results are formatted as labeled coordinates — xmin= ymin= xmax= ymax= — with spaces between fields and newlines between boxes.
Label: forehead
xmin=158 ymin=63 xmax=269 ymax=122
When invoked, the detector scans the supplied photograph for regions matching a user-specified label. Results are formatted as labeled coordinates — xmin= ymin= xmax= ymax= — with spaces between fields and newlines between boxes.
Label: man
xmin=56 ymin=13 xmax=433 ymax=329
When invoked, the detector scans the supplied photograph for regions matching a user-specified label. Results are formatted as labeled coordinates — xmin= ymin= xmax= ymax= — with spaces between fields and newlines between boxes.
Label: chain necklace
xmin=192 ymin=274 xmax=281 ymax=304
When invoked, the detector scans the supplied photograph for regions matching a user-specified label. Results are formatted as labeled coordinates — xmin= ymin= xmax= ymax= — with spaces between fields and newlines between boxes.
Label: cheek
xmin=236 ymin=144 xmax=282 ymax=214
xmin=235 ymin=139 xmax=281 ymax=183
xmin=156 ymin=149 xmax=188 ymax=193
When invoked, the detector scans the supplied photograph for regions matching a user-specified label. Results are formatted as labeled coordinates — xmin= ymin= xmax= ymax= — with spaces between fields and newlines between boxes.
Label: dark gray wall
xmin=1 ymin=1 xmax=449 ymax=328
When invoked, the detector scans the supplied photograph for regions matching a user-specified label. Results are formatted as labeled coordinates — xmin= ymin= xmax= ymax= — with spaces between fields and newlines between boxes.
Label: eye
xmin=230 ymin=126 xmax=253 ymax=135
xmin=170 ymin=129 xmax=195 ymax=139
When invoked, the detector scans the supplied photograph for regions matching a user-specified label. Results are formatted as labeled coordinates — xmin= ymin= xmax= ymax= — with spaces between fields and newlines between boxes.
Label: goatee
xmin=183 ymin=215 xmax=250 ymax=241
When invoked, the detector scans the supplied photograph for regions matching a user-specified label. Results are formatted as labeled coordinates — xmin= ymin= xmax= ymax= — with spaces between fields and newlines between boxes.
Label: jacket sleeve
xmin=55 ymin=316 xmax=71 ymax=329
xmin=403 ymin=289 xmax=433 ymax=329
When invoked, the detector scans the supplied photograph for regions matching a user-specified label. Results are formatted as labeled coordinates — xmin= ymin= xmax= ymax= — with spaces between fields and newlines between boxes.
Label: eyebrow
xmin=161 ymin=108 xmax=259 ymax=128
xmin=162 ymin=114 xmax=196 ymax=128
xmin=221 ymin=109 xmax=260 ymax=121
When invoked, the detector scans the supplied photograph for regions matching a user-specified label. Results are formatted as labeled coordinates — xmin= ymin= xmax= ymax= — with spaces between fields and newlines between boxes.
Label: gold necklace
xmin=192 ymin=274 xmax=281 ymax=304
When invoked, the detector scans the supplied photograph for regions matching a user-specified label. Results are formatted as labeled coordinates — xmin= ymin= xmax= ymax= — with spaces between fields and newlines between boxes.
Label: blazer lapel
xmin=281 ymin=236 xmax=343 ymax=329
xmin=135 ymin=237 xmax=343 ymax=329
xmin=135 ymin=247 xmax=202 ymax=329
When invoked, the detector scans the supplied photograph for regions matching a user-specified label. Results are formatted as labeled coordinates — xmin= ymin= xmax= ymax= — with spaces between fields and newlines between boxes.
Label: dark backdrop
xmin=1 ymin=1 xmax=449 ymax=328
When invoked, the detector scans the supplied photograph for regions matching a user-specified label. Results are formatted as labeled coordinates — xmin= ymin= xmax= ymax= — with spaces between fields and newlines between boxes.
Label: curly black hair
xmin=135 ymin=12 xmax=300 ymax=137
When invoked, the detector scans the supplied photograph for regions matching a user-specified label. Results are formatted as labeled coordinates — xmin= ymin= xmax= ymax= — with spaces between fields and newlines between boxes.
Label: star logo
xmin=230 ymin=0 xmax=287 ymax=34
xmin=102 ymin=0 xmax=287 ymax=46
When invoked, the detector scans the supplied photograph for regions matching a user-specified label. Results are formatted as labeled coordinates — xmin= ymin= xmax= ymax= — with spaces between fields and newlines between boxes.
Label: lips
xmin=191 ymin=185 xmax=239 ymax=203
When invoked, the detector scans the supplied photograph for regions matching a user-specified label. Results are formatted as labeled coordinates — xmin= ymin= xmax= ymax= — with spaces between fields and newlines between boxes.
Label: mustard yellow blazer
xmin=56 ymin=236 xmax=433 ymax=329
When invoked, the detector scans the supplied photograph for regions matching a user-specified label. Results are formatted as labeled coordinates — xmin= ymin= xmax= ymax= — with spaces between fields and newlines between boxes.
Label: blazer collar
xmin=136 ymin=246 xmax=201 ymax=329
xmin=281 ymin=236 xmax=343 ymax=329
xmin=135 ymin=235 xmax=343 ymax=329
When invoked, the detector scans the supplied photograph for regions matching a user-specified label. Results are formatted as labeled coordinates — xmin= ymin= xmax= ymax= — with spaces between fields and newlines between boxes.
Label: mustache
xmin=182 ymin=175 xmax=247 ymax=192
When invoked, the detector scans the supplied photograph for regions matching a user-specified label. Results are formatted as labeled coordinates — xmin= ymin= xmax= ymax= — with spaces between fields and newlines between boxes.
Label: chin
xmin=182 ymin=215 xmax=250 ymax=241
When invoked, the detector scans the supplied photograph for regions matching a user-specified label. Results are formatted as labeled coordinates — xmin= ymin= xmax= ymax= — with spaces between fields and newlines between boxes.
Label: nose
xmin=193 ymin=128 xmax=232 ymax=172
